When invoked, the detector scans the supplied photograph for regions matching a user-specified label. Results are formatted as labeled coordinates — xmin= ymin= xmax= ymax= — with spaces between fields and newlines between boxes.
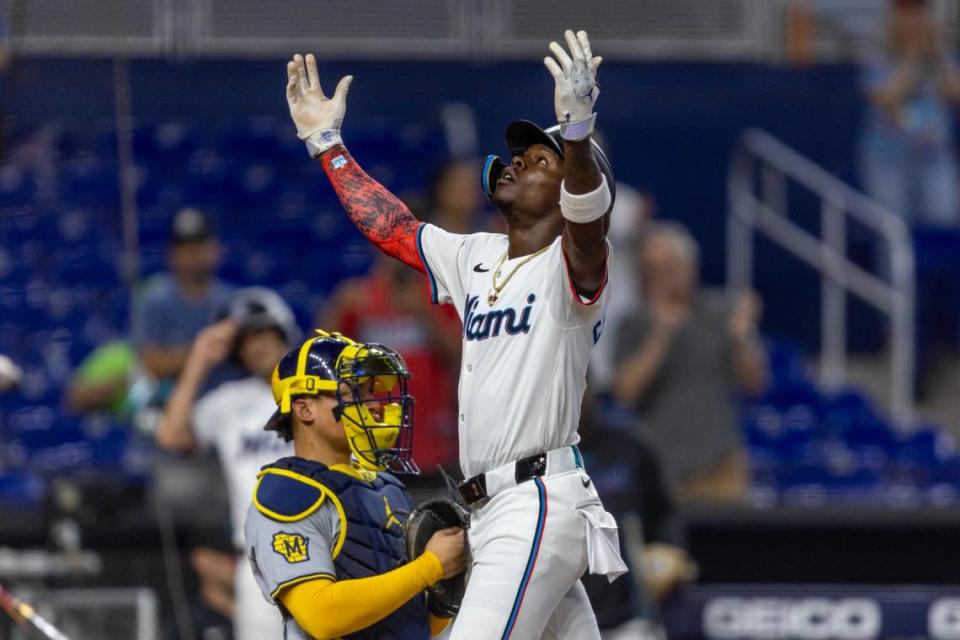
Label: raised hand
xmin=543 ymin=30 xmax=603 ymax=141
xmin=728 ymin=289 xmax=762 ymax=341
xmin=286 ymin=53 xmax=353 ymax=156
xmin=190 ymin=319 xmax=239 ymax=371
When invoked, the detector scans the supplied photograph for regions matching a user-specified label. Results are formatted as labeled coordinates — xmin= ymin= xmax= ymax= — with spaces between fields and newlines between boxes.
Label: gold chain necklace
xmin=487 ymin=244 xmax=551 ymax=306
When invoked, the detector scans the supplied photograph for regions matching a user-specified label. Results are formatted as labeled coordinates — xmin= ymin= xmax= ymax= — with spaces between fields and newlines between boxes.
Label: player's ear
xmin=292 ymin=398 xmax=314 ymax=424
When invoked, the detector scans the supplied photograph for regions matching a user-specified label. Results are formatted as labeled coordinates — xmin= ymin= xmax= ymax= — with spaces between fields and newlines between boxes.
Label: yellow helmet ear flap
xmin=280 ymin=390 xmax=292 ymax=414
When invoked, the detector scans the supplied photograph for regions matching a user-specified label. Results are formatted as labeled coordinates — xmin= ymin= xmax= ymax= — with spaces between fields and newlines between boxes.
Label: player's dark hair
xmin=272 ymin=413 xmax=294 ymax=443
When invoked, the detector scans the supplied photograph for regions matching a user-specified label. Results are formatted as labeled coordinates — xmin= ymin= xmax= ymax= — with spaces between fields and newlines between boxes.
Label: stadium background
xmin=1 ymin=1 xmax=960 ymax=638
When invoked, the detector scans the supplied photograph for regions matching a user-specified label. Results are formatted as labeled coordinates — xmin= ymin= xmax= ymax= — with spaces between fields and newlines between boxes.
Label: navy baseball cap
xmin=505 ymin=120 xmax=564 ymax=159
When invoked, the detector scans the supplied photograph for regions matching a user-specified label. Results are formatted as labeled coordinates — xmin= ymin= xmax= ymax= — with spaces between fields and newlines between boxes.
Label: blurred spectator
xmin=785 ymin=0 xmax=893 ymax=63
xmin=859 ymin=0 xmax=960 ymax=225
xmin=322 ymin=256 xmax=461 ymax=473
xmin=0 ymin=13 xmax=9 ymax=74
xmin=64 ymin=341 xmax=136 ymax=418
xmin=425 ymin=158 xmax=486 ymax=233
xmin=613 ymin=223 xmax=767 ymax=502
xmin=132 ymin=208 xmax=235 ymax=398
xmin=0 ymin=354 xmax=22 ymax=393
xmin=579 ymin=388 xmax=693 ymax=640
xmin=786 ymin=0 xmax=816 ymax=66
xmin=155 ymin=287 xmax=296 ymax=640
xmin=191 ymin=547 xmax=238 ymax=631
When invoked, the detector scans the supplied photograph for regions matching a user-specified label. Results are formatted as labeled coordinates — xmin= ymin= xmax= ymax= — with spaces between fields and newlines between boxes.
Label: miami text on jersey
xmin=464 ymin=293 xmax=536 ymax=341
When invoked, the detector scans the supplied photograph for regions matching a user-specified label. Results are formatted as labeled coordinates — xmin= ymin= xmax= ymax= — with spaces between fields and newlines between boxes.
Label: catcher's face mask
xmin=335 ymin=343 xmax=418 ymax=475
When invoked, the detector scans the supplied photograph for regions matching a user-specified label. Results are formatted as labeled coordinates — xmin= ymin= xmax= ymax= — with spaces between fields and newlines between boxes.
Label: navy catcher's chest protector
xmin=266 ymin=457 xmax=428 ymax=640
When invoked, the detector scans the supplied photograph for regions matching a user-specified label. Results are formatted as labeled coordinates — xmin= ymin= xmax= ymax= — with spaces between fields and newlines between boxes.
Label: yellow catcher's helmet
xmin=265 ymin=330 xmax=418 ymax=474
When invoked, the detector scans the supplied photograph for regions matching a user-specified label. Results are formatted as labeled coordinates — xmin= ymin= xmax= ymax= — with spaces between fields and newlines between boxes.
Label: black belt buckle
xmin=458 ymin=474 xmax=488 ymax=506
xmin=515 ymin=453 xmax=547 ymax=484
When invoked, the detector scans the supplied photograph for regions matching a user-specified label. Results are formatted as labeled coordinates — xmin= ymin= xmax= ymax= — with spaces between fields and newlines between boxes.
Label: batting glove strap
xmin=559 ymin=113 xmax=597 ymax=142
xmin=303 ymin=129 xmax=343 ymax=158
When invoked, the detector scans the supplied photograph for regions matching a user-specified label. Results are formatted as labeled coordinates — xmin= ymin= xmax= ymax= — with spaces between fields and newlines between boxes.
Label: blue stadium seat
xmin=0 ymin=471 xmax=46 ymax=508
xmin=0 ymin=166 xmax=39 ymax=204
xmin=134 ymin=121 xmax=196 ymax=167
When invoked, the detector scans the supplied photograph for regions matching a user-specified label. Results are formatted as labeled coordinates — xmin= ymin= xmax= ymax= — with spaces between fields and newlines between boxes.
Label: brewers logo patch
xmin=272 ymin=532 xmax=309 ymax=563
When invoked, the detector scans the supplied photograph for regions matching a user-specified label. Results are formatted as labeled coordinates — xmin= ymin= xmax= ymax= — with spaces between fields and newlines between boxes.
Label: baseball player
xmin=284 ymin=28 xmax=627 ymax=639
xmin=156 ymin=287 xmax=297 ymax=639
xmin=243 ymin=331 xmax=466 ymax=639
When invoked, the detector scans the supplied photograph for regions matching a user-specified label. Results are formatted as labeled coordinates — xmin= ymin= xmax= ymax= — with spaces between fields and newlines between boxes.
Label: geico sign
xmin=930 ymin=598 xmax=960 ymax=639
xmin=703 ymin=597 xmax=881 ymax=639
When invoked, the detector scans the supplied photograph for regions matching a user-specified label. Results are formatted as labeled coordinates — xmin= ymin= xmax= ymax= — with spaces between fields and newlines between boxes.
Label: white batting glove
xmin=544 ymin=30 xmax=603 ymax=141
xmin=286 ymin=53 xmax=353 ymax=157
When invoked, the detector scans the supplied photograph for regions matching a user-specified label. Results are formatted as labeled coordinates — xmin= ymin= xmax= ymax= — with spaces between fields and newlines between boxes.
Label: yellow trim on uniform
xmin=330 ymin=463 xmax=377 ymax=483
xmin=270 ymin=572 xmax=335 ymax=600
xmin=253 ymin=468 xmax=349 ymax=559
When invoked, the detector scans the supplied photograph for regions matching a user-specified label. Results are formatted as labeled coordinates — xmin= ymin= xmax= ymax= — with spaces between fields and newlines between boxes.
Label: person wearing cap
xmin=244 ymin=330 xmax=466 ymax=639
xmin=64 ymin=340 xmax=137 ymax=418
xmin=860 ymin=0 xmax=960 ymax=226
xmin=132 ymin=207 xmax=236 ymax=398
xmin=156 ymin=287 xmax=298 ymax=640
xmin=0 ymin=354 xmax=22 ymax=393
xmin=613 ymin=223 xmax=766 ymax=503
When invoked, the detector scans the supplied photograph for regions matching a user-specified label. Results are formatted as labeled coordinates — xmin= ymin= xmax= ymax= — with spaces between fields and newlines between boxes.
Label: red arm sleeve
xmin=319 ymin=146 xmax=425 ymax=273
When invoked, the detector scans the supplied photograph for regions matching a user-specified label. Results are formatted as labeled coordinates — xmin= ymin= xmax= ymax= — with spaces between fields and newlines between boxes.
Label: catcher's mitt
xmin=404 ymin=498 xmax=470 ymax=618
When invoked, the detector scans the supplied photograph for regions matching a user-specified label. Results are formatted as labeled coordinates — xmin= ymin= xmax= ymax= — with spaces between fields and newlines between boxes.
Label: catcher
xmin=243 ymin=330 xmax=467 ymax=639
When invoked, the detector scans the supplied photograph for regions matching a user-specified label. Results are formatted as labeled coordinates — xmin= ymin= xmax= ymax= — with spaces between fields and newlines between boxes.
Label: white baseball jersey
xmin=416 ymin=224 xmax=610 ymax=478
xmin=193 ymin=376 xmax=293 ymax=548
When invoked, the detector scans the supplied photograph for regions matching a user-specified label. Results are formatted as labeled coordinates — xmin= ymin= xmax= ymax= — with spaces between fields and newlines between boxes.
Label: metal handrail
xmin=727 ymin=128 xmax=915 ymax=424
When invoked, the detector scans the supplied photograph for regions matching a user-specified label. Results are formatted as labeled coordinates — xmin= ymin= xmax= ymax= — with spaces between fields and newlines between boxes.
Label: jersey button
xmin=466 ymin=364 xmax=473 ymax=372
xmin=459 ymin=414 xmax=464 ymax=422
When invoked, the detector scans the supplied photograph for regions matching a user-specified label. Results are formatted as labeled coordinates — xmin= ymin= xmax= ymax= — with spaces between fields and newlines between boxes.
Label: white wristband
xmin=560 ymin=175 xmax=611 ymax=223
xmin=303 ymin=129 xmax=343 ymax=158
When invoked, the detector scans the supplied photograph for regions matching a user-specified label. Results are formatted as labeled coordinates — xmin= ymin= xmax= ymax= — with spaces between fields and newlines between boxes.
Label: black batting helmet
xmin=481 ymin=120 xmax=616 ymax=209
